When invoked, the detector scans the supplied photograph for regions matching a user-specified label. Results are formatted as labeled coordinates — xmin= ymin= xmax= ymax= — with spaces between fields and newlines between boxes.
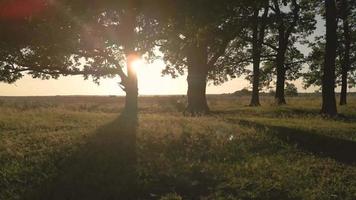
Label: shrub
xmin=285 ymin=83 xmax=298 ymax=96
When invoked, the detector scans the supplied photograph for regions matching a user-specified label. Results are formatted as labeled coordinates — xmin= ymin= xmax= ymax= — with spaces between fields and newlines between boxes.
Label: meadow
xmin=0 ymin=95 xmax=355 ymax=200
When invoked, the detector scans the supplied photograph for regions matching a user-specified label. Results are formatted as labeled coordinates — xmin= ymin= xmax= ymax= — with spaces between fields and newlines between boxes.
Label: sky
xmin=0 ymin=59 xmax=252 ymax=96
xmin=0 ymin=59 xmax=322 ymax=96
xmin=0 ymin=15 xmax=354 ymax=96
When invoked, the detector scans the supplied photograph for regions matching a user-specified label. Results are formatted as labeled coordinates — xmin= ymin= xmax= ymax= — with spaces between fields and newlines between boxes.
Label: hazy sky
xmin=0 ymin=59 xmax=322 ymax=96
xmin=0 ymin=15 xmax=354 ymax=96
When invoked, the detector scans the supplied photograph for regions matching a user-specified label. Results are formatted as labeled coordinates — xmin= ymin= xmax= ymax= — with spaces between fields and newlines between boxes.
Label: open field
xmin=0 ymin=95 xmax=356 ymax=200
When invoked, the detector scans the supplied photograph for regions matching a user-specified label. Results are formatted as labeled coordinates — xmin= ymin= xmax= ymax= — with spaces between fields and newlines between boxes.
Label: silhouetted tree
xmin=0 ymin=1 xmax=120 ymax=89
xmin=321 ymin=0 xmax=338 ymax=116
xmin=339 ymin=0 xmax=354 ymax=105
xmin=264 ymin=0 xmax=316 ymax=105
xmin=303 ymin=0 xmax=355 ymax=106
xmin=67 ymin=0 xmax=157 ymax=117
xmin=0 ymin=1 xmax=86 ymax=83
xmin=241 ymin=1 xmax=270 ymax=106
xmin=153 ymin=0 xmax=247 ymax=115
xmin=0 ymin=1 xmax=159 ymax=118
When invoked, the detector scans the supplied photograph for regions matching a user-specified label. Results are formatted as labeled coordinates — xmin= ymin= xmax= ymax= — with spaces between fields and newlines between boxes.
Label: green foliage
xmin=285 ymin=82 xmax=298 ymax=96
xmin=153 ymin=0 xmax=249 ymax=83
xmin=0 ymin=3 xmax=79 ymax=83
xmin=259 ymin=0 xmax=317 ymax=86
xmin=303 ymin=0 xmax=356 ymax=89
xmin=0 ymin=0 xmax=159 ymax=87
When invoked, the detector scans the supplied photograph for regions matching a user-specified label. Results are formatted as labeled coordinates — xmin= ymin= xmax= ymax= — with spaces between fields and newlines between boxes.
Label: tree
xmin=0 ymin=1 xmax=96 ymax=84
xmin=321 ymin=0 xmax=338 ymax=116
xmin=339 ymin=0 xmax=354 ymax=105
xmin=247 ymin=1 xmax=270 ymax=106
xmin=285 ymin=82 xmax=298 ymax=96
xmin=66 ymin=0 xmax=155 ymax=118
xmin=264 ymin=0 xmax=316 ymax=105
xmin=154 ymin=0 xmax=246 ymax=115
xmin=0 ymin=0 xmax=159 ymax=118
xmin=303 ymin=0 xmax=355 ymax=105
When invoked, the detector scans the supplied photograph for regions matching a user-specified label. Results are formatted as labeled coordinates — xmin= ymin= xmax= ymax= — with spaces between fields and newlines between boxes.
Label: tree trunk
xmin=275 ymin=49 xmax=287 ymax=105
xmin=275 ymin=25 xmax=287 ymax=105
xmin=340 ymin=1 xmax=350 ymax=106
xmin=321 ymin=0 xmax=337 ymax=116
xmin=185 ymin=43 xmax=209 ymax=115
xmin=124 ymin=56 xmax=138 ymax=118
xmin=250 ymin=10 xmax=261 ymax=106
xmin=340 ymin=64 xmax=348 ymax=106
xmin=250 ymin=5 xmax=268 ymax=106
xmin=121 ymin=5 xmax=139 ymax=119
xmin=250 ymin=58 xmax=261 ymax=106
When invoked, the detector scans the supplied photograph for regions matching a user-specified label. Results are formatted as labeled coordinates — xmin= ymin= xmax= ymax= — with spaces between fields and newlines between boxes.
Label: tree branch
xmin=262 ymin=42 xmax=278 ymax=51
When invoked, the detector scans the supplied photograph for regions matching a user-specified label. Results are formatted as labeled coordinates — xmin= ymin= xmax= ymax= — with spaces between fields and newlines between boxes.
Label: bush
xmin=285 ymin=83 xmax=298 ymax=96
xmin=233 ymin=88 xmax=251 ymax=96
xmin=269 ymin=89 xmax=276 ymax=96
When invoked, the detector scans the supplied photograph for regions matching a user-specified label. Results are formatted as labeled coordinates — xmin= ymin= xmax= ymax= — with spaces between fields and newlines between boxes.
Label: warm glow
xmin=130 ymin=58 xmax=145 ymax=74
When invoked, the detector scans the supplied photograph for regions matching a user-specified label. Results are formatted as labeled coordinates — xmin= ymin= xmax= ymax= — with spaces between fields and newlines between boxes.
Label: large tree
xmin=154 ymin=0 xmax=246 ymax=115
xmin=239 ymin=1 xmax=270 ymax=106
xmin=303 ymin=0 xmax=355 ymax=105
xmin=0 ymin=0 xmax=158 ymax=118
xmin=264 ymin=0 xmax=316 ymax=105
xmin=321 ymin=0 xmax=338 ymax=116
xmin=338 ymin=0 xmax=355 ymax=105
xmin=59 ymin=0 xmax=159 ymax=117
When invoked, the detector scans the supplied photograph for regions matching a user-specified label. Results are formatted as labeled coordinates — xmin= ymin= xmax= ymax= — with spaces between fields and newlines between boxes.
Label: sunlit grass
xmin=0 ymin=95 xmax=355 ymax=199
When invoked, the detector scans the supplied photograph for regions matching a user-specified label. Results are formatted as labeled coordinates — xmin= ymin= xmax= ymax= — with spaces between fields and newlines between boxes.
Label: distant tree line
xmin=0 ymin=0 xmax=355 ymax=117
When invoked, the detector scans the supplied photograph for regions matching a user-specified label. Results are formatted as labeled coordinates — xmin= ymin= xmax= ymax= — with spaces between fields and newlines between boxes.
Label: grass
xmin=0 ymin=95 xmax=356 ymax=199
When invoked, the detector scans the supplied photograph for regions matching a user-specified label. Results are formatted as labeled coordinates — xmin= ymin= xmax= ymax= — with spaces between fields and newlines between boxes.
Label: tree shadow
xmin=28 ymin=113 xmax=139 ymax=200
xmin=238 ymin=120 xmax=356 ymax=165
xmin=211 ymin=108 xmax=356 ymax=122
xmin=210 ymin=107 xmax=320 ymax=117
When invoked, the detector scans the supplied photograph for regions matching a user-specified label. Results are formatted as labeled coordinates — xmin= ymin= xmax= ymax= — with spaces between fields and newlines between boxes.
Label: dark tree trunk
xmin=275 ymin=59 xmax=286 ymax=105
xmin=250 ymin=56 xmax=261 ymax=106
xmin=275 ymin=28 xmax=287 ymax=105
xmin=121 ymin=4 xmax=139 ymax=119
xmin=321 ymin=0 xmax=337 ymax=116
xmin=340 ymin=0 xmax=350 ymax=106
xmin=272 ymin=0 xmax=299 ymax=105
xmin=185 ymin=43 xmax=209 ymax=115
xmin=250 ymin=10 xmax=261 ymax=106
xmin=250 ymin=5 xmax=268 ymax=106
xmin=340 ymin=69 xmax=348 ymax=106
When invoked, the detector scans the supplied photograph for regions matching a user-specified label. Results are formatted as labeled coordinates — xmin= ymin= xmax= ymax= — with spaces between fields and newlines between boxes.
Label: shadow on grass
xmin=212 ymin=108 xmax=356 ymax=122
xmin=210 ymin=107 xmax=320 ymax=117
xmin=238 ymin=120 xmax=356 ymax=165
xmin=29 ymin=113 xmax=138 ymax=200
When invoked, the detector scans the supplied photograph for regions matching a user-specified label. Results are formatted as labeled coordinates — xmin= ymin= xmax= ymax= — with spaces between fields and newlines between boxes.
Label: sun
xmin=130 ymin=58 xmax=145 ymax=74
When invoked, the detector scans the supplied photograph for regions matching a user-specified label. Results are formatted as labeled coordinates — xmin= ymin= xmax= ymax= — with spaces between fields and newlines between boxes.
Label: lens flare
xmin=130 ymin=58 xmax=144 ymax=74
xmin=0 ymin=0 xmax=46 ymax=20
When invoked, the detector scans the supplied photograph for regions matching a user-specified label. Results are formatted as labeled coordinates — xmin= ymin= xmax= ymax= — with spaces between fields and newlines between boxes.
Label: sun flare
xmin=130 ymin=58 xmax=145 ymax=74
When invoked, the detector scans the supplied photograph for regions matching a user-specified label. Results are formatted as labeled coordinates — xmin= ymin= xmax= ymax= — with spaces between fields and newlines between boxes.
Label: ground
xmin=0 ymin=95 xmax=355 ymax=200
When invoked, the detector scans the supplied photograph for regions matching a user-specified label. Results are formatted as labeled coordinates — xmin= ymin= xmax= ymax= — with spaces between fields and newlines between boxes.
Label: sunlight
xmin=130 ymin=57 xmax=145 ymax=74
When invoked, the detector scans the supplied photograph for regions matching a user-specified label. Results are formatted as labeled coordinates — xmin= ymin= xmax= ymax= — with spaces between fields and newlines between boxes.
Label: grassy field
xmin=0 ymin=95 xmax=355 ymax=200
